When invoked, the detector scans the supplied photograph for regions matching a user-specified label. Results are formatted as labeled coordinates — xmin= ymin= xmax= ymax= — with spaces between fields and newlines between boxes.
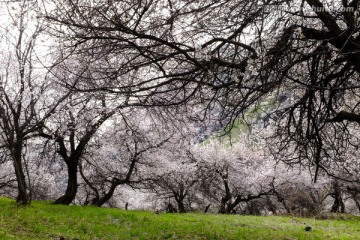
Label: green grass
xmin=0 ymin=197 xmax=360 ymax=239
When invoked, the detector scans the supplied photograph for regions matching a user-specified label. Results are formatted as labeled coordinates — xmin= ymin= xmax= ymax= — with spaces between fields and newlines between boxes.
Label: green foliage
xmin=0 ymin=197 xmax=360 ymax=239
xmin=202 ymin=95 xmax=277 ymax=145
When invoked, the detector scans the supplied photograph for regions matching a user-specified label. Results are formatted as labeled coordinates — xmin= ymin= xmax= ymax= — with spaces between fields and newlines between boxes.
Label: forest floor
xmin=0 ymin=197 xmax=360 ymax=239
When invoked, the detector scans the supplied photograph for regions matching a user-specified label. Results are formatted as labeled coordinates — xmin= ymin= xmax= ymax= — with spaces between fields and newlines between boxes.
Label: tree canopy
xmin=0 ymin=0 xmax=360 ymax=214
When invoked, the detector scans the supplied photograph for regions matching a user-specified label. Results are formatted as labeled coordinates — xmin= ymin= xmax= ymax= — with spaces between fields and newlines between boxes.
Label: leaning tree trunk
xmin=92 ymin=181 xmax=118 ymax=207
xmin=204 ymin=204 xmax=211 ymax=213
xmin=12 ymin=143 xmax=30 ymax=205
xmin=54 ymin=160 xmax=78 ymax=205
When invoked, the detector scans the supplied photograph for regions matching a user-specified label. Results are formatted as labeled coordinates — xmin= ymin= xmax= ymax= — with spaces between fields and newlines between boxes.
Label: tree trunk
xmin=13 ymin=159 xmax=30 ymax=205
xmin=219 ymin=189 xmax=232 ymax=213
xmin=204 ymin=204 xmax=211 ymax=213
xmin=175 ymin=197 xmax=186 ymax=213
xmin=219 ymin=196 xmax=230 ymax=214
xmin=330 ymin=180 xmax=345 ymax=213
xmin=219 ymin=168 xmax=231 ymax=214
xmin=330 ymin=194 xmax=345 ymax=213
xmin=54 ymin=161 xmax=78 ymax=205
xmin=92 ymin=182 xmax=118 ymax=207
xmin=166 ymin=202 xmax=177 ymax=213
xmin=12 ymin=143 xmax=30 ymax=205
xmin=225 ymin=201 xmax=237 ymax=214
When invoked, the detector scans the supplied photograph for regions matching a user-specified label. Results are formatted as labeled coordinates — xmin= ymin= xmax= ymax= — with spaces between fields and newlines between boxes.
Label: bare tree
xmin=0 ymin=1 xmax=69 ymax=204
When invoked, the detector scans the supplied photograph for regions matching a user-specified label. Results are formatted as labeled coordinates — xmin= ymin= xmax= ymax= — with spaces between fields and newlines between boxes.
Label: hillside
xmin=0 ymin=197 xmax=359 ymax=239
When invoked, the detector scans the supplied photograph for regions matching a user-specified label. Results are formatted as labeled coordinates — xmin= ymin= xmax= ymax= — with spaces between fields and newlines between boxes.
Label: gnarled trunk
xmin=91 ymin=182 xmax=118 ymax=207
xmin=54 ymin=161 xmax=78 ymax=205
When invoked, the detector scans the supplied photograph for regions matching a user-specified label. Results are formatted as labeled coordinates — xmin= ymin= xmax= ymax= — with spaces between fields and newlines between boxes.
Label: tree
xmin=0 ymin=1 xmax=69 ymax=204
xmin=146 ymin=146 xmax=201 ymax=213
xmin=193 ymin=140 xmax=274 ymax=214
xmin=38 ymin=91 xmax=122 ymax=205
xmin=43 ymin=0 xmax=360 ymax=181
xmin=42 ymin=0 xmax=261 ymax=112
xmin=78 ymin=109 xmax=171 ymax=207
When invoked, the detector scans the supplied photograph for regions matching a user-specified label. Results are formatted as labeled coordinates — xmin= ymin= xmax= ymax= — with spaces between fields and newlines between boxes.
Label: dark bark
xmin=54 ymin=161 xmax=78 ymax=205
xmin=330 ymin=195 xmax=345 ymax=213
xmin=176 ymin=201 xmax=186 ymax=213
xmin=51 ymin=108 xmax=117 ymax=205
xmin=271 ymin=182 xmax=290 ymax=213
xmin=89 ymin=156 xmax=138 ymax=207
xmin=219 ymin=194 xmax=231 ymax=214
xmin=218 ymin=167 xmax=232 ymax=214
xmin=86 ymin=137 xmax=163 ymax=207
xmin=174 ymin=194 xmax=186 ymax=213
xmin=326 ymin=111 xmax=360 ymax=125
xmin=166 ymin=202 xmax=177 ymax=213
xmin=330 ymin=181 xmax=345 ymax=213
xmin=93 ymin=181 xmax=118 ymax=207
xmin=12 ymin=142 xmax=30 ymax=205
xmin=225 ymin=191 xmax=273 ymax=214
xmin=53 ymin=134 xmax=80 ymax=205
xmin=168 ymin=186 xmax=188 ymax=213
xmin=79 ymin=160 xmax=100 ymax=205
xmin=204 ymin=204 xmax=211 ymax=213
xmin=13 ymin=160 xmax=29 ymax=205
xmin=89 ymin=168 xmax=135 ymax=207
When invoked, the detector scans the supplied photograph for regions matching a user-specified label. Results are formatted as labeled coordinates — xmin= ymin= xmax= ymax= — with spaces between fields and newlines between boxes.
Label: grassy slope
xmin=0 ymin=197 xmax=360 ymax=240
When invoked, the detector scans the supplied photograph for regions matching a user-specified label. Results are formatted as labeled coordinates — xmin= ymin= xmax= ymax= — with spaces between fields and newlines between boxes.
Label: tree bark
xmin=12 ymin=142 xmax=30 ymax=205
xmin=330 ymin=181 xmax=345 ymax=213
xmin=175 ymin=196 xmax=186 ymax=213
xmin=326 ymin=111 xmax=360 ymax=125
xmin=224 ymin=191 xmax=273 ymax=214
xmin=54 ymin=161 xmax=78 ymax=205
xmin=92 ymin=182 xmax=118 ymax=207
xmin=13 ymin=158 xmax=30 ymax=205
xmin=219 ymin=196 xmax=231 ymax=214
xmin=204 ymin=204 xmax=211 ymax=213
xmin=219 ymin=167 xmax=231 ymax=214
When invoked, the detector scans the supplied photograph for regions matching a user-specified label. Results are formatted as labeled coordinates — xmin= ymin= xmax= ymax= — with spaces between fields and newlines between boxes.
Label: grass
xmin=0 ymin=197 xmax=360 ymax=239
